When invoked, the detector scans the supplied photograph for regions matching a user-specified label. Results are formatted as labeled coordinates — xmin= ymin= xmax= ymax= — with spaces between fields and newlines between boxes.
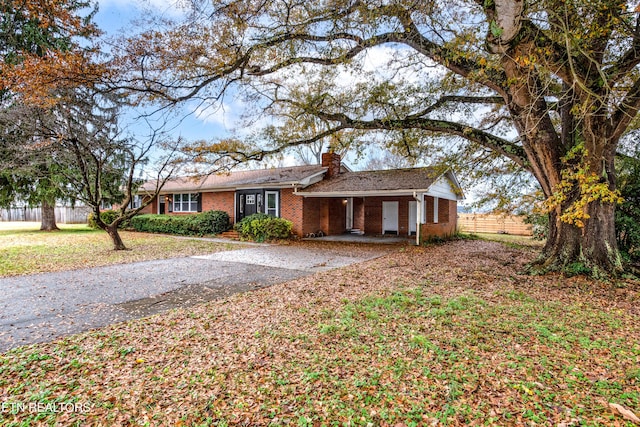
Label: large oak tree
xmin=117 ymin=0 xmax=640 ymax=276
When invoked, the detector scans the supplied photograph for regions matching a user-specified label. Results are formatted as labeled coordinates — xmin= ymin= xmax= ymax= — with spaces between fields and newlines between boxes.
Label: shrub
xmin=87 ymin=210 xmax=120 ymax=229
xmin=129 ymin=211 xmax=230 ymax=236
xmin=196 ymin=210 xmax=231 ymax=235
xmin=234 ymin=213 xmax=292 ymax=242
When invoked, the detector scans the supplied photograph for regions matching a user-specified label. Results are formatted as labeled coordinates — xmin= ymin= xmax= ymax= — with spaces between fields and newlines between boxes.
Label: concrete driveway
xmin=0 ymin=244 xmax=390 ymax=353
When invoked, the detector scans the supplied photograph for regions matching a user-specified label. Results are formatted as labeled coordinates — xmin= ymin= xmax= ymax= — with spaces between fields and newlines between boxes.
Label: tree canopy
xmin=0 ymin=0 xmax=102 ymax=105
xmin=114 ymin=0 xmax=640 ymax=276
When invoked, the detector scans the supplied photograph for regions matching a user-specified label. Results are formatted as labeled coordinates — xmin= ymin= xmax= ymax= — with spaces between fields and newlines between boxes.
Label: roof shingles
xmin=145 ymin=165 xmax=326 ymax=193
xmin=300 ymin=167 xmax=443 ymax=193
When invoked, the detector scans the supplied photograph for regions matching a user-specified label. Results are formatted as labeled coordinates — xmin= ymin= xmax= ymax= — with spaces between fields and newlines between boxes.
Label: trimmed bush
xmin=234 ymin=213 xmax=292 ymax=242
xmin=87 ymin=210 xmax=120 ymax=229
xmin=129 ymin=211 xmax=230 ymax=236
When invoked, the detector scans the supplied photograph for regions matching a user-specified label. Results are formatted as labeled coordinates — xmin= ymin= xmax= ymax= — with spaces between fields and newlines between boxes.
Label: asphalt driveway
xmin=0 ymin=244 xmax=390 ymax=352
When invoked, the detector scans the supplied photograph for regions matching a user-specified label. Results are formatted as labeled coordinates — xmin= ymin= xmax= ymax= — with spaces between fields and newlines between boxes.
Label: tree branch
xmin=610 ymin=75 xmax=640 ymax=142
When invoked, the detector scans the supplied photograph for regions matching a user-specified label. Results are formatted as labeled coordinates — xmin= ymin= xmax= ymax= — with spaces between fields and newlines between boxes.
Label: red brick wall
xmin=321 ymin=152 xmax=341 ymax=178
xmin=364 ymin=198 xmax=381 ymax=234
xmin=421 ymin=199 xmax=458 ymax=239
xmin=424 ymin=196 xmax=435 ymax=223
xmin=302 ymin=197 xmax=322 ymax=236
xmin=327 ymin=198 xmax=346 ymax=235
xmin=139 ymin=196 xmax=156 ymax=214
xmin=281 ymin=188 xmax=305 ymax=237
xmin=201 ymin=191 xmax=235 ymax=223
xmin=439 ymin=197 xmax=451 ymax=223
xmin=363 ymin=196 xmax=414 ymax=235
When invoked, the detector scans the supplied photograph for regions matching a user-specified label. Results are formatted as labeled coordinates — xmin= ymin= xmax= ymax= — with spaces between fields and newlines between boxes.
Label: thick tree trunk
xmin=40 ymin=201 xmax=59 ymax=231
xmin=530 ymin=202 xmax=622 ymax=277
xmin=105 ymin=224 xmax=127 ymax=250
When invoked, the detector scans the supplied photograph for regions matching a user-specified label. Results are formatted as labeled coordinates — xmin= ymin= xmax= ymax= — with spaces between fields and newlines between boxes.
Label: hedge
xmin=87 ymin=210 xmax=120 ymax=229
xmin=128 ymin=211 xmax=230 ymax=236
xmin=234 ymin=213 xmax=292 ymax=242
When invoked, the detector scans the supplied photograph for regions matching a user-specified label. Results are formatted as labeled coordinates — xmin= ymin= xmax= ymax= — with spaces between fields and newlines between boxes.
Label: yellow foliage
xmin=543 ymin=143 xmax=623 ymax=228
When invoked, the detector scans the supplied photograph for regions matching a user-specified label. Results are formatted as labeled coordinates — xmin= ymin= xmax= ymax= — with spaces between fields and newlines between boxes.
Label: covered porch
xmin=298 ymin=193 xmax=458 ymax=245
xmin=294 ymin=167 xmax=464 ymax=244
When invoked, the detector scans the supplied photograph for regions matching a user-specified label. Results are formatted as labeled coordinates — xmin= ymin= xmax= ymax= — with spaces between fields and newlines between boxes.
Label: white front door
xmin=345 ymin=198 xmax=354 ymax=230
xmin=382 ymin=201 xmax=399 ymax=234
xmin=408 ymin=201 xmax=417 ymax=235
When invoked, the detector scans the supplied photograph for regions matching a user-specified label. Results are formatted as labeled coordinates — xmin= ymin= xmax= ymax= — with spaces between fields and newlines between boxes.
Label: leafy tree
xmin=0 ymin=0 xmax=101 ymax=230
xmin=118 ymin=0 xmax=640 ymax=276
xmin=0 ymin=0 xmax=101 ymax=105
xmin=33 ymin=88 xmax=182 ymax=250
xmin=614 ymin=151 xmax=640 ymax=266
xmin=0 ymin=104 xmax=71 ymax=230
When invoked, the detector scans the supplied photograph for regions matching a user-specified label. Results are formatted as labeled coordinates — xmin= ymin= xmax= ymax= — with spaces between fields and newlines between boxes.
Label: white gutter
xmin=295 ymin=188 xmax=436 ymax=198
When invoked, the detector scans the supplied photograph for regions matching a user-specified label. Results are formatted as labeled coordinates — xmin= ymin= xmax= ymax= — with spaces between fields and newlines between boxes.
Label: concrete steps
xmin=219 ymin=230 xmax=240 ymax=239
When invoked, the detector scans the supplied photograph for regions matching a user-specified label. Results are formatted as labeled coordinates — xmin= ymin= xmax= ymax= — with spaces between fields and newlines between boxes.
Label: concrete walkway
xmin=0 ymin=245 xmax=390 ymax=353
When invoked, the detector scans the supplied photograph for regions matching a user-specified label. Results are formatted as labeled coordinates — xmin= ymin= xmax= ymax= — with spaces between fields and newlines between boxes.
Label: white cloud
xmin=192 ymin=97 xmax=248 ymax=129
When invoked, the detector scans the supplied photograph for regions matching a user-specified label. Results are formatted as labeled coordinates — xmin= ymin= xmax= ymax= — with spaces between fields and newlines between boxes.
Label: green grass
xmin=465 ymin=232 xmax=544 ymax=249
xmin=0 ymin=222 xmax=240 ymax=277
xmin=0 ymin=237 xmax=637 ymax=426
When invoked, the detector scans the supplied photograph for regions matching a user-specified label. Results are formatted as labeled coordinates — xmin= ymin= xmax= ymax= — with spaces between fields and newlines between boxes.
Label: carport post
xmin=413 ymin=192 xmax=422 ymax=246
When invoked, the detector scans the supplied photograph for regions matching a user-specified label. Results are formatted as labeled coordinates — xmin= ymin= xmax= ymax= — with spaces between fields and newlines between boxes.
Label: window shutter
xmin=197 ymin=193 xmax=202 ymax=212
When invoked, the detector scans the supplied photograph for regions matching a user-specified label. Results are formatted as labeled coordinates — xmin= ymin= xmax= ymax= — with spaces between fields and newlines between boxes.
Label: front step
xmin=219 ymin=230 xmax=240 ymax=239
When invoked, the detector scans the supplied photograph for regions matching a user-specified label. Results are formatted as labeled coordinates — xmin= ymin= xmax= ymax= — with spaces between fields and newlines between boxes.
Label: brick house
xmin=138 ymin=153 xmax=463 ymax=243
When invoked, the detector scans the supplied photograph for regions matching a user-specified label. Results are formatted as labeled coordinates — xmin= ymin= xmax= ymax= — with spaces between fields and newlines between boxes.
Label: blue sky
xmin=93 ymin=1 xmax=241 ymax=147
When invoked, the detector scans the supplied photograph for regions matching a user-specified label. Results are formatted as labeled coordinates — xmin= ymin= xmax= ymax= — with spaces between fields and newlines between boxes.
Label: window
xmin=173 ymin=193 xmax=198 ymax=212
xmin=246 ymin=194 xmax=256 ymax=204
xmin=265 ymin=191 xmax=279 ymax=216
xmin=129 ymin=195 xmax=143 ymax=209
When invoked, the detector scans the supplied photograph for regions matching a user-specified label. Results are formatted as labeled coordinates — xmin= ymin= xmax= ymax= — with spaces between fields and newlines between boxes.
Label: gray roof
xmin=299 ymin=167 xmax=448 ymax=193
xmin=143 ymin=165 xmax=327 ymax=193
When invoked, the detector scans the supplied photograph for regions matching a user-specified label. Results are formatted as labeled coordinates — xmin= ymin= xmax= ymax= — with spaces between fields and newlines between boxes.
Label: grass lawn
xmin=0 ymin=239 xmax=638 ymax=426
xmin=470 ymin=232 xmax=545 ymax=248
xmin=0 ymin=222 xmax=240 ymax=277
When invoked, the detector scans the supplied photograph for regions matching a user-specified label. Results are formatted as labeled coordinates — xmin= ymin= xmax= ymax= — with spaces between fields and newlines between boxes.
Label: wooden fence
xmin=458 ymin=213 xmax=533 ymax=236
xmin=0 ymin=206 xmax=91 ymax=224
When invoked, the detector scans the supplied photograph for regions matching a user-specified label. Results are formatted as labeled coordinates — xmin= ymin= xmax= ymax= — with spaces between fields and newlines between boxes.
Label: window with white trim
xmin=173 ymin=193 xmax=198 ymax=212
xmin=265 ymin=191 xmax=279 ymax=216
xmin=129 ymin=195 xmax=143 ymax=209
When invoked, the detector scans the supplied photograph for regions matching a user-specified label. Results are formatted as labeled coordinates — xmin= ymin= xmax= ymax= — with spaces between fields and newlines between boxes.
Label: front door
xmin=382 ymin=201 xmax=399 ymax=235
xmin=408 ymin=201 xmax=417 ymax=235
xmin=237 ymin=190 xmax=263 ymax=222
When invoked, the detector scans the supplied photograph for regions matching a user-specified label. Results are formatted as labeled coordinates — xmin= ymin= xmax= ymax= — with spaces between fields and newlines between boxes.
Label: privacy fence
xmin=0 ymin=206 xmax=91 ymax=224
xmin=458 ymin=213 xmax=533 ymax=236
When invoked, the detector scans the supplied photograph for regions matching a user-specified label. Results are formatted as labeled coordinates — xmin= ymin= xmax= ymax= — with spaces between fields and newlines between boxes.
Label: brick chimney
xmin=321 ymin=152 xmax=341 ymax=179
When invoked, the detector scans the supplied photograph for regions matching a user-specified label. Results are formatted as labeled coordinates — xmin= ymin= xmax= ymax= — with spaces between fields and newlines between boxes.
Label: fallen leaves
xmin=0 ymin=239 xmax=639 ymax=426
xmin=610 ymin=403 xmax=640 ymax=424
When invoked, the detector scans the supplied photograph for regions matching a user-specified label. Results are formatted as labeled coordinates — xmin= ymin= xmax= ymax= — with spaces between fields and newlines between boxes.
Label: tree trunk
xmin=529 ymin=193 xmax=623 ymax=277
xmin=106 ymin=224 xmax=127 ymax=250
xmin=40 ymin=201 xmax=59 ymax=231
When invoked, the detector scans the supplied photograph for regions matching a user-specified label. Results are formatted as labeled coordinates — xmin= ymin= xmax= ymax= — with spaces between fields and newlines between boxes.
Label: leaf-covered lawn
xmin=0 ymin=223 xmax=241 ymax=277
xmin=0 ymin=240 xmax=638 ymax=426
